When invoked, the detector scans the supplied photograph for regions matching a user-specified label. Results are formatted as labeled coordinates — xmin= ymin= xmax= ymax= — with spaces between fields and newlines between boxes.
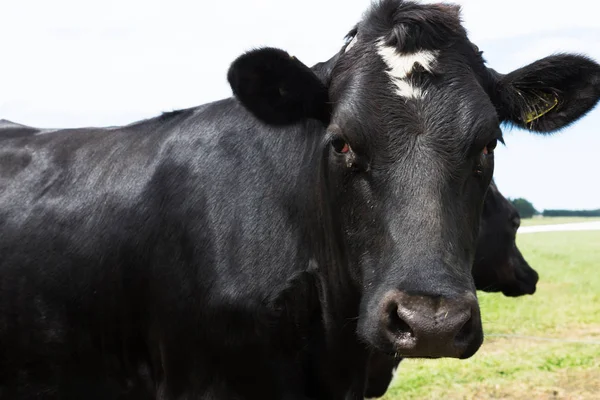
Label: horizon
xmin=1 ymin=0 xmax=598 ymax=211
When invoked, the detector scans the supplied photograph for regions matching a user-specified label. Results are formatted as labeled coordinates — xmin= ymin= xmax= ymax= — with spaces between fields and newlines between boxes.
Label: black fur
xmin=360 ymin=0 xmax=465 ymax=52
xmin=227 ymin=48 xmax=331 ymax=125
xmin=0 ymin=119 xmax=40 ymax=139
xmin=157 ymin=108 xmax=194 ymax=122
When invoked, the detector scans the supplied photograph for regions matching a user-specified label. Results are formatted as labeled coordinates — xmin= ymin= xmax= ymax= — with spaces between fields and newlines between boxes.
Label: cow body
xmin=2 ymin=0 xmax=599 ymax=399
xmin=0 ymin=103 xmax=332 ymax=399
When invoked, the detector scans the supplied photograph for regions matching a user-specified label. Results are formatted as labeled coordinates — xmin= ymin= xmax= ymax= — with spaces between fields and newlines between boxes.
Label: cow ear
xmin=493 ymin=54 xmax=600 ymax=133
xmin=228 ymin=48 xmax=331 ymax=126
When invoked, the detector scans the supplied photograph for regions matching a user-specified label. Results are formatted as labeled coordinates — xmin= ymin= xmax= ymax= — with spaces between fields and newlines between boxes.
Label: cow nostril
xmin=389 ymin=305 xmax=414 ymax=339
xmin=453 ymin=311 xmax=474 ymax=347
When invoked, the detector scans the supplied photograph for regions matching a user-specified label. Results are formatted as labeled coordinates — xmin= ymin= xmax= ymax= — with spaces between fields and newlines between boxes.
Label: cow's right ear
xmin=228 ymin=48 xmax=331 ymax=126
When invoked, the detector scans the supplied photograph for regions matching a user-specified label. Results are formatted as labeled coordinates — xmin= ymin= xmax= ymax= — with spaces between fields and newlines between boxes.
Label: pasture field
xmin=381 ymin=230 xmax=600 ymax=400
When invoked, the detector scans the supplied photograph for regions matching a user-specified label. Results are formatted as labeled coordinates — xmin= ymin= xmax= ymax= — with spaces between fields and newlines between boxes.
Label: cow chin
xmin=502 ymin=266 xmax=538 ymax=297
xmin=498 ymin=252 xmax=538 ymax=297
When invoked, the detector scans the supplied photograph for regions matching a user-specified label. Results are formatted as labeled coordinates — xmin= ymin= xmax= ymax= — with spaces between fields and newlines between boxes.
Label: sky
xmin=1 ymin=0 xmax=599 ymax=211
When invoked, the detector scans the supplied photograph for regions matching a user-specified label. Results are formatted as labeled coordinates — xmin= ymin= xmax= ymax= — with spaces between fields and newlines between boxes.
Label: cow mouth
xmin=501 ymin=260 xmax=539 ymax=296
xmin=502 ymin=282 xmax=536 ymax=297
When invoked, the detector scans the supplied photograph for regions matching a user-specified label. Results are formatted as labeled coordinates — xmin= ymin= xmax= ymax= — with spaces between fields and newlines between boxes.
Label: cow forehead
xmin=332 ymin=46 xmax=493 ymax=141
xmin=332 ymin=0 xmax=489 ymax=112
xmin=375 ymin=39 xmax=438 ymax=100
xmin=326 ymin=0 xmax=499 ymax=147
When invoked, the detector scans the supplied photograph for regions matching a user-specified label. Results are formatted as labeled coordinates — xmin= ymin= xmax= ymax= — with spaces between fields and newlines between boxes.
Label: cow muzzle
xmin=375 ymin=290 xmax=483 ymax=359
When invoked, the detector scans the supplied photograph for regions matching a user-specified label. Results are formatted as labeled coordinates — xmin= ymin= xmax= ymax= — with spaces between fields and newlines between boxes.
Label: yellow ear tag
xmin=524 ymin=93 xmax=559 ymax=123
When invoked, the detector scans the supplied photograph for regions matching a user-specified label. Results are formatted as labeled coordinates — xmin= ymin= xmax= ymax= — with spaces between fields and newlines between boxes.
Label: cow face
xmin=473 ymin=182 xmax=539 ymax=296
xmin=228 ymin=0 xmax=600 ymax=359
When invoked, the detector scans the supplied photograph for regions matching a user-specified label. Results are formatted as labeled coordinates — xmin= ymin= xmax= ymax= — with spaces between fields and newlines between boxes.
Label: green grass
xmin=520 ymin=216 xmax=600 ymax=226
xmin=380 ymin=231 xmax=600 ymax=400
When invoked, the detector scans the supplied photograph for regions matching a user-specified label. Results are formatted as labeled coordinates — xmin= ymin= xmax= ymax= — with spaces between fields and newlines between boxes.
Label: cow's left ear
xmin=493 ymin=54 xmax=600 ymax=133
xmin=228 ymin=48 xmax=331 ymax=126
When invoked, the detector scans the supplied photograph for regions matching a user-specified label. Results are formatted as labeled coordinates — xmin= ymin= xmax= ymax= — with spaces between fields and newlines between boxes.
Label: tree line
xmin=542 ymin=209 xmax=600 ymax=217
xmin=507 ymin=198 xmax=600 ymax=219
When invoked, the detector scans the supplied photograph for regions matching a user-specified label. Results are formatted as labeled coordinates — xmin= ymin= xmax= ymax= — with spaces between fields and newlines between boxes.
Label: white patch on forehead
xmin=388 ymin=77 xmax=423 ymax=99
xmin=376 ymin=39 xmax=438 ymax=99
xmin=376 ymin=41 xmax=437 ymax=77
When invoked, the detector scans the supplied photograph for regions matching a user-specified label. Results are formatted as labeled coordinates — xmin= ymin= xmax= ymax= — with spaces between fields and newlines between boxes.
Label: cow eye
xmin=511 ymin=215 xmax=521 ymax=230
xmin=483 ymin=139 xmax=497 ymax=155
xmin=474 ymin=139 xmax=497 ymax=177
xmin=332 ymin=137 xmax=350 ymax=154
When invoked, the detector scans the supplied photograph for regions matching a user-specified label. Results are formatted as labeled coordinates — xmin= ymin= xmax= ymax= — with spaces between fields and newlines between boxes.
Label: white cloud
xmin=424 ymin=0 xmax=600 ymax=42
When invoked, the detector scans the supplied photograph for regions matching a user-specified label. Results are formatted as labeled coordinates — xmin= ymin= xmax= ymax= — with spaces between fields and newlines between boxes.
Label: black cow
xmin=1 ymin=0 xmax=599 ymax=399
xmin=364 ymin=181 xmax=538 ymax=399
xmin=473 ymin=181 xmax=538 ymax=296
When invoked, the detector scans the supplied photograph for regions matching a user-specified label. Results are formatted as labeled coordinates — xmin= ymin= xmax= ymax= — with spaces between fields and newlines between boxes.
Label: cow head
xmin=473 ymin=181 xmax=539 ymax=296
xmin=228 ymin=0 xmax=600 ymax=359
